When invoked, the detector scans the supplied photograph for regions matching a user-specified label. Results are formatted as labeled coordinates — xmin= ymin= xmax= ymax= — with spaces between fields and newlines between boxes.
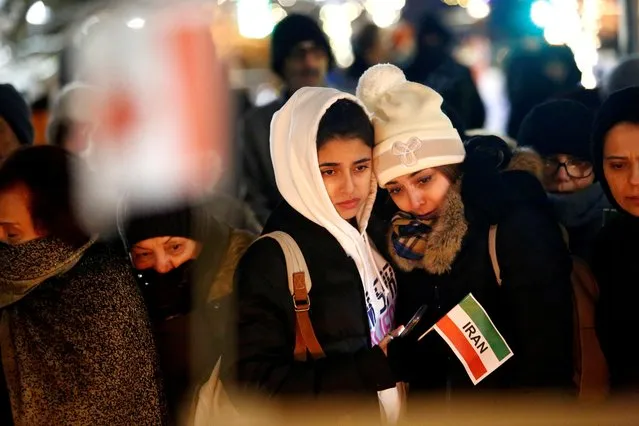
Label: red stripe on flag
xmin=437 ymin=315 xmax=487 ymax=381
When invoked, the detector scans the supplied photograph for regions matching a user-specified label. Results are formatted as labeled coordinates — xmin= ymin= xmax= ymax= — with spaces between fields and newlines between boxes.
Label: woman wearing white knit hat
xmin=358 ymin=64 xmax=575 ymax=397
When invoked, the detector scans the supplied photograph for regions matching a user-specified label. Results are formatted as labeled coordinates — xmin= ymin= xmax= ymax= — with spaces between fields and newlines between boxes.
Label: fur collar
xmin=508 ymin=146 xmax=544 ymax=182
xmin=384 ymin=147 xmax=542 ymax=275
xmin=388 ymin=182 xmax=468 ymax=275
xmin=206 ymin=229 xmax=255 ymax=302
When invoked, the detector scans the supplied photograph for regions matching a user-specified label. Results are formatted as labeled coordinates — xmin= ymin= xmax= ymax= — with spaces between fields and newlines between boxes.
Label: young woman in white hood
xmin=226 ymin=87 xmax=407 ymax=422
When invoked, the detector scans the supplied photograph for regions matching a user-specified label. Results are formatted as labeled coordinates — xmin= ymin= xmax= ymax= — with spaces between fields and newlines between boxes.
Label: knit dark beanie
xmin=591 ymin=86 xmax=639 ymax=213
xmin=270 ymin=14 xmax=335 ymax=79
xmin=0 ymin=84 xmax=34 ymax=146
xmin=518 ymin=99 xmax=594 ymax=161
xmin=122 ymin=205 xmax=194 ymax=249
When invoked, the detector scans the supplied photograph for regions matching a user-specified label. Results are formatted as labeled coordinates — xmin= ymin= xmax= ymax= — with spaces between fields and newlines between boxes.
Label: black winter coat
xmin=225 ymin=202 xmax=396 ymax=409
xmin=371 ymin=167 xmax=574 ymax=399
xmin=592 ymin=214 xmax=639 ymax=392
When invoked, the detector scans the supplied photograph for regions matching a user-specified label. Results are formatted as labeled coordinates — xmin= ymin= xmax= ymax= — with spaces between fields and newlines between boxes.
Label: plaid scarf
xmin=390 ymin=211 xmax=437 ymax=261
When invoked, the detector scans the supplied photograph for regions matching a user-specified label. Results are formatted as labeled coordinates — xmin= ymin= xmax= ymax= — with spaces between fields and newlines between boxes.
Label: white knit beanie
xmin=356 ymin=64 xmax=465 ymax=187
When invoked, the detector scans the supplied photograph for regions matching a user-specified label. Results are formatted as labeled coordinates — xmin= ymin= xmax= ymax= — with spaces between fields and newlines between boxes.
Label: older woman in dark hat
xmin=119 ymin=200 xmax=255 ymax=423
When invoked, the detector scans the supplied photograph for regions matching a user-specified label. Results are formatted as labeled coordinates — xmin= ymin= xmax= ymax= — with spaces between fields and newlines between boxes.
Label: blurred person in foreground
xmin=0 ymin=84 xmax=33 ymax=164
xmin=118 ymin=201 xmax=256 ymax=423
xmin=591 ymin=87 xmax=639 ymax=393
xmin=518 ymin=100 xmax=608 ymax=262
xmin=404 ymin=13 xmax=485 ymax=130
xmin=0 ymin=146 xmax=167 ymax=425
xmin=241 ymin=14 xmax=335 ymax=224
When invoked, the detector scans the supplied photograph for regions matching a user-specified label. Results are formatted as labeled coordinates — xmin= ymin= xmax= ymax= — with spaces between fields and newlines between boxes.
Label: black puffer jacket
xmin=225 ymin=202 xmax=395 ymax=409
xmin=371 ymin=139 xmax=574 ymax=398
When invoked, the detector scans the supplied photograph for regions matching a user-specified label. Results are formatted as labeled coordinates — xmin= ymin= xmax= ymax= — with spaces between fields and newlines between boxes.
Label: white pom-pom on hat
xmin=356 ymin=63 xmax=406 ymax=111
xmin=355 ymin=63 xmax=465 ymax=187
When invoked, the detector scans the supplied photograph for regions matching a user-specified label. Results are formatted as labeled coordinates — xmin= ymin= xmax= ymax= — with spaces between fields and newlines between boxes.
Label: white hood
xmin=270 ymin=87 xmax=380 ymax=295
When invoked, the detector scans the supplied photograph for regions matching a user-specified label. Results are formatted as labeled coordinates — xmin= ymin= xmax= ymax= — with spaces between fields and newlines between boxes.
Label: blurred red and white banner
xmin=72 ymin=0 xmax=230 ymax=232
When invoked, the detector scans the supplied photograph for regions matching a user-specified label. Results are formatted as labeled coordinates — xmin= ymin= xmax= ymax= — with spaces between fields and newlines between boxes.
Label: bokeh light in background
xmin=364 ymin=0 xmax=405 ymax=28
xmin=528 ymin=0 xmax=601 ymax=88
xmin=466 ymin=0 xmax=491 ymax=20
xmin=126 ymin=17 xmax=146 ymax=30
xmin=237 ymin=0 xmax=273 ymax=39
xmin=530 ymin=0 xmax=552 ymax=28
xmin=26 ymin=1 xmax=51 ymax=26
xmin=320 ymin=3 xmax=357 ymax=68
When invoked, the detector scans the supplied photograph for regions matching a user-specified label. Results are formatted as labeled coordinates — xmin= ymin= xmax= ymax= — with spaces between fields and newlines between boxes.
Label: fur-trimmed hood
xmin=386 ymin=144 xmax=545 ymax=274
xmin=507 ymin=146 xmax=544 ymax=183
xmin=388 ymin=181 xmax=467 ymax=274
xmin=204 ymin=228 xmax=255 ymax=302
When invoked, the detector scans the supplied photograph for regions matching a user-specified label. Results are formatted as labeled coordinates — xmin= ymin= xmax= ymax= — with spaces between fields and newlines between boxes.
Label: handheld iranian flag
xmin=419 ymin=294 xmax=513 ymax=385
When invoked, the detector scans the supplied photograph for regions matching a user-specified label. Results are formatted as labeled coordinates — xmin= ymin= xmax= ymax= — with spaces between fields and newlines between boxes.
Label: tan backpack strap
xmin=292 ymin=272 xmax=325 ymax=361
xmin=258 ymin=231 xmax=325 ymax=362
xmin=488 ymin=225 xmax=502 ymax=285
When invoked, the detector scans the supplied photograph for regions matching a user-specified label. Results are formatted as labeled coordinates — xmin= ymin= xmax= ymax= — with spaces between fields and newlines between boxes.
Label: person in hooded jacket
xmin=0 ymin=146 xmax=167 ymax=425
xmin=226 ymin=87 xmax=406 ymax=423
xmin=358 ymin=64 xmax=574 ymax=398
xmin=518 ymin=100 xmax=609 ymax=262
xmin=118 ymin=200 xmax=255 ymax=423
xmin=591 ymin=87 xmax=639 ymax=393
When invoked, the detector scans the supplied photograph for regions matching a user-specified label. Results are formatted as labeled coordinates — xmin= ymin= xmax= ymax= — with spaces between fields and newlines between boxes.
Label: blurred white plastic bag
xmin=73 ymin=1 xmax=229 ymax=232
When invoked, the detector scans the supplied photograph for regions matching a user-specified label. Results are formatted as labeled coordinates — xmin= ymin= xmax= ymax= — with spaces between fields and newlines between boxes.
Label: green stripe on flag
xmin=459 ymin=295 xmax=511 ymax=361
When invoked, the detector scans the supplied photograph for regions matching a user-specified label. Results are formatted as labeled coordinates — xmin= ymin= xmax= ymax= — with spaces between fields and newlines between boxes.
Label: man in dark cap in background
xmin=518 ymin=99 xmax=609 ymax=261
xmin=240 ymin=14 xmax=335 ymax=224
xmin=0 ymin=84 xmax=34 ymax=163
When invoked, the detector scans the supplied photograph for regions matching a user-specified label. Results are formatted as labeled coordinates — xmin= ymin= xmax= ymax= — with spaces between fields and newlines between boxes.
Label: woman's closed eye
xmin=418 ymin=175 xmax=433 ymax=185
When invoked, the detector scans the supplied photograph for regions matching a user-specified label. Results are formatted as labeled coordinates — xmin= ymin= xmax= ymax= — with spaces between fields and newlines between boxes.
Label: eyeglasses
xmin=544 ymin=158 xmax=593 ymax=179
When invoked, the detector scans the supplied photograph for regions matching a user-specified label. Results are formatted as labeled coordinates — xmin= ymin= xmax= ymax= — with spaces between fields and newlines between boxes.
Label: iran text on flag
xmin=422 ymin=294 xmax=513 ymax=385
